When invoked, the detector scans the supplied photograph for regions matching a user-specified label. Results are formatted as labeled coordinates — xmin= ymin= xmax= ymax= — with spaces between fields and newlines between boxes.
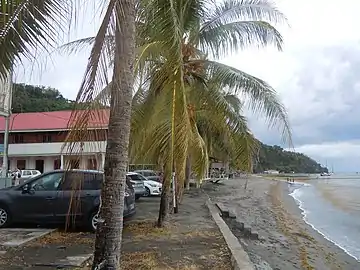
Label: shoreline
xmin=285 ymin=180 xmax=360 ymax=263
xmin=273 ymin=179 xmax=360 ymax=269
xmin=203 ymin=177 xmax=360 ymax=269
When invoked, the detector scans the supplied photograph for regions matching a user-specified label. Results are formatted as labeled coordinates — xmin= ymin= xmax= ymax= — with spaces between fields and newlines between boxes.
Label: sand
xmin=202 ymin=176 xmax=360 ymax=270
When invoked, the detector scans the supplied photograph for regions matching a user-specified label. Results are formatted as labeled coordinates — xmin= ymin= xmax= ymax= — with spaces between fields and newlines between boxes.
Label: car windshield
xmin=127 ymin=174 xmax=146 ymax=181
xmin=145 ymin=171 xmax=157 ymax=176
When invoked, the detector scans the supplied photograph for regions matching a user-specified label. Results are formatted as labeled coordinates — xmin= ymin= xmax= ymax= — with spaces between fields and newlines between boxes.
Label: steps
xmin=215 ymin=202 xmax=260 ymax=241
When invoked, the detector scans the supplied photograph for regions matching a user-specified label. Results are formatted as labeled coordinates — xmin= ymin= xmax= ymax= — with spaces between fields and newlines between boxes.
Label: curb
xmin=206 ymin=198 xmax=254 ymax=270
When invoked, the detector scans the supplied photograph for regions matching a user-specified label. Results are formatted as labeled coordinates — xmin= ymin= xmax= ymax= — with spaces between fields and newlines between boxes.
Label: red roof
xmin=0 ymin=109 xmax=110 ymax=132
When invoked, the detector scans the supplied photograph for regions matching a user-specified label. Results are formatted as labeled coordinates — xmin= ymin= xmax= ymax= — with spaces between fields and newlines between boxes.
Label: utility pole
xmin=0 ymin=71 xmax=13 ymax=179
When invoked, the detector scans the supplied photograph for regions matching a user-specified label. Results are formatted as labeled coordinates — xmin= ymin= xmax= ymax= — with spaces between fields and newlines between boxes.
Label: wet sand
xmin=202 ymin=176 xmax=360 ymax=269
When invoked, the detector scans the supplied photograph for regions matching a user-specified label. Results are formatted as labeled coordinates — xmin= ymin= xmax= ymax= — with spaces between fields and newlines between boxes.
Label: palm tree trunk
xmin=157 ymin=171 xmax=171 ymax=227
xmin=185 ymin=156 xmax=191 ymax=190
xmin=91 ymin=0 xmax=135 ymax=269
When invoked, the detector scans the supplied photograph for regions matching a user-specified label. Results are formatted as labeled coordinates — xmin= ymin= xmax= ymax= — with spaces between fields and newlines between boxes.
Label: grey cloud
xmin=248 ymin=43 xmax=360 ymax=149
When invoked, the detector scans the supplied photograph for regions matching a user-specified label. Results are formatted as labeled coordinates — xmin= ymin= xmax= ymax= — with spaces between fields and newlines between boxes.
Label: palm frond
xmin=58 ymin=36 xmax=115 ymax=55
xmin=197 ymin=59 xmax=291 ymax=144
xmin=0 ymin=0 xmax=71 ymax=79
xmin=198 ymin=20 xmax=283 ymax=57
xmin=62 ymin=0 xmax=116 ymax=157
xmin=201 ymin=0 xmax=286 ymax=32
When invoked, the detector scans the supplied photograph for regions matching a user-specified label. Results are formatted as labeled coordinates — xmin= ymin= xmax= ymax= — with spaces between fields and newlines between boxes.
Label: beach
xmin=202 ymin=176 xmax=360 ymax=269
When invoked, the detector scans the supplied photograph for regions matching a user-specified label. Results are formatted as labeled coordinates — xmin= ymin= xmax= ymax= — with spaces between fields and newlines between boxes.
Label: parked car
xmin=21 ymin=169 xmax=41 ymax=179
xmin=11 ymin=169 xmax=42 ymax=185
xmin=129 ymin=172 xmax=162 ymax=196
xmin=0 ymin=169 xmax=136 ymax=232
xmin=126 ymin=172 xmax=147 ymax=200
xmin=134 ymin=169 xmax=161 ymax=182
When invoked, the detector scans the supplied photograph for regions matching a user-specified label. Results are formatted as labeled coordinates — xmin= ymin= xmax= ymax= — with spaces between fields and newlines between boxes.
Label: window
xmin=13 ymin=134 xmax=24 ymax=143
xmin=31 ymin=172 xmax=63 ymax=191
xmin=22 ymin=170 xmax=31 ymax=176
xmin=54 ymin=159 xmax=61 ymax=170
xmin=61 ymin=172 xmax=102 ymax=190
xmin=83 ymin=173 xmax=102 ymax=190
xmin=31 ymin=170 xmax=38 ymax=175
xmin=17 ymin=160 xmax=26 ymax=170
xmin=87 ymin=159 xmax=97 ymax=170
xmin=69 ymin=159 xmax=80 ymax=169
xmin=143 ymin=171 xmax=156 ymax=177
xmin=127 ymin=174 xmax=146 ymax=181
xmin=42 ymin=135 xmax=52 ymax=143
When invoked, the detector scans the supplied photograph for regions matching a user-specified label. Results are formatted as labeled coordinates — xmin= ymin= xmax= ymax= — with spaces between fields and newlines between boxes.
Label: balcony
xmin=8 ymin=141 xmax=107 ymax=156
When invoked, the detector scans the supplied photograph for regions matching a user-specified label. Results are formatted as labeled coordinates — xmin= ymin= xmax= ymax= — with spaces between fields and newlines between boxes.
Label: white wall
xmin=8 ymin=141 xmax=106 ymax=156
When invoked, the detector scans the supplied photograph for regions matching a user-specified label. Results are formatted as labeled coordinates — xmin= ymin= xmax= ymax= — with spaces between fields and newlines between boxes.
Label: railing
xmin=8 ymin=141 xmax=107 ymax=156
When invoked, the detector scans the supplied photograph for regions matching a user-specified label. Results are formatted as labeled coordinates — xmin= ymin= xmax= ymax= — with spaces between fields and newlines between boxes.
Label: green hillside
xmin=11 ymin=83 xmax=326 ymax=174
xmin=253 ymin=142 xmax=328 ymax=174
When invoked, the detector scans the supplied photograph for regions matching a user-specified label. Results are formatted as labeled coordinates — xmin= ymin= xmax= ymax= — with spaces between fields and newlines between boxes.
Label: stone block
xmin=250 ymin=231 xmax=259 ymax=240
xmin=243 ymin=226 xmax=251 ymax=237
xmin=239 ymin=222 xmax=245 ymax=231
xmin=228 ymin=210 xmax=236 ymax=219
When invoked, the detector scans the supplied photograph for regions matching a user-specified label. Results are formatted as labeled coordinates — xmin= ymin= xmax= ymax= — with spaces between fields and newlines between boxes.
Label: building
xmin=0 ymin=110 xmax=109 ymax=173
xmin=264 ymin=170 xmax=280 ymax=174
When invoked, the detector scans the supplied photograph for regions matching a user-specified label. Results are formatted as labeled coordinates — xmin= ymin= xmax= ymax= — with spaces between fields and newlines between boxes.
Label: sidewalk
xmin=0 ymin=189 xmax=233 ymax=269
xmin=121 ymin=190 xmax=232 ymax=269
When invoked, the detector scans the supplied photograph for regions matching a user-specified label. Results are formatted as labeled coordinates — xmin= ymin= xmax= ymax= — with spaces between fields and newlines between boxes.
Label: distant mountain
xmin=253 ymin=142 xmax=328 ymax=174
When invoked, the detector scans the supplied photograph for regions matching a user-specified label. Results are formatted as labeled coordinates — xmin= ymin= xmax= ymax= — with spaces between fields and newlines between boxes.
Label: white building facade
xmin=0 ymin=110 xmax=109 ymax=173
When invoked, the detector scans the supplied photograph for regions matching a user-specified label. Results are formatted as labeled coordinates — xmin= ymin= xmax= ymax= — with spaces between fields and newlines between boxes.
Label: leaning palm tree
xmin=132 ymin=0 xmax=291 ymax=226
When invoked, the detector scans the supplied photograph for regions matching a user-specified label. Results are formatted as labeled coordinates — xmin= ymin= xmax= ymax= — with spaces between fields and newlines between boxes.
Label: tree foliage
xmin=12 ymin=83 xmax=74 ymax=113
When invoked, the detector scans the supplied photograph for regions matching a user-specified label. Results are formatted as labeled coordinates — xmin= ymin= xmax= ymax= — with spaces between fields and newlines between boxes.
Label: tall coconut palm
xmin=1 ymin=0 xmax=138 ymax=268
xmin=61 ymin=0 xmax=137 ymax=269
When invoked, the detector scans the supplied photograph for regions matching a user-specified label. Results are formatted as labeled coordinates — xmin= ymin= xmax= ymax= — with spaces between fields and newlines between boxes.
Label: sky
xmin=14 ymin=0 xmax=360 ymax=172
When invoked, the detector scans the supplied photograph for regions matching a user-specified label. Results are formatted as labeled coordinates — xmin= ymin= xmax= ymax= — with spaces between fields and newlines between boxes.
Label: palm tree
xmin=134 ymin=0 xmax=291 ymax=226
xmin=1 ymin=0 xmax=137 ymax=268
xmin=62 ymin=0 xmax=291 ymax=228
xmin=61 ymin=0 xmax=137 ymax=269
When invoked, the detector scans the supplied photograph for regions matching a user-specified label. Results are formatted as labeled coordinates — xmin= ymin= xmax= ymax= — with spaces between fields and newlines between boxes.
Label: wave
xmin=289 ymin=186 xmax=360 ymax=261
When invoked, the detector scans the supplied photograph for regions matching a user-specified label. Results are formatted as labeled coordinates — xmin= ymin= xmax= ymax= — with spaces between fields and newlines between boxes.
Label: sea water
xmin=288 ymin=175 xmax=360 ymax=261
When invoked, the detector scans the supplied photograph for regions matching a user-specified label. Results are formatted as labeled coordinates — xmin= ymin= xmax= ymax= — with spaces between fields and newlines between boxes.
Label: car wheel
xmin=144 ymin=187 xmax=151 ymax=197
xmin=89 ymin=211 xmax=99 ymax=232
xmin=0 ymin=206 xmax=10 ymax=228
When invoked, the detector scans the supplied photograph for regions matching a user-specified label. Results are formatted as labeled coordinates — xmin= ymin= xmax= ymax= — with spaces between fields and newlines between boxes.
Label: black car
xmin=0 ymin=169 xmax=136 ymax=232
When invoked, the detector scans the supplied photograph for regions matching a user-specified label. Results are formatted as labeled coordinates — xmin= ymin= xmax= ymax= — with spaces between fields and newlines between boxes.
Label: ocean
xmin=288 ymin=174 xmax=360 ymax=261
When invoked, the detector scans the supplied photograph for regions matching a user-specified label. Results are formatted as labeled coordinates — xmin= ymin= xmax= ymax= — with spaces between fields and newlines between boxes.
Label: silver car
xmin=126 ymin=172 xmax=146 ymax=200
